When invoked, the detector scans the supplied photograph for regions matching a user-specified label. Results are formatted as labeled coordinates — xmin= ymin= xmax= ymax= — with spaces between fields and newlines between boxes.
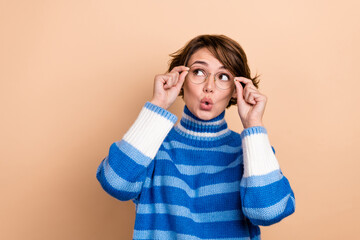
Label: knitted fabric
xmin=96 ymin=102 xmax=295 ymax=240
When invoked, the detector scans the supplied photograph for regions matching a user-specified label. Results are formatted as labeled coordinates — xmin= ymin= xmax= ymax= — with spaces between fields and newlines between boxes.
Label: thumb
xmin=176 ymin=70 xmax=188 ymax=89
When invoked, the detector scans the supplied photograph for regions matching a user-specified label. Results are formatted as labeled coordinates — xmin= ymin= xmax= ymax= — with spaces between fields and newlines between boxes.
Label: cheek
xmin=219 ymin=89 xmax=234 ymax=102
xmin=183 ymin=81 xmax=199 ymax=100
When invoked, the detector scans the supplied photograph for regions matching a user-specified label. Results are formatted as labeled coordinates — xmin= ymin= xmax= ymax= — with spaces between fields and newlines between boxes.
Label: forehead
xmin=188 ymin=48 xmax=224 ymax=68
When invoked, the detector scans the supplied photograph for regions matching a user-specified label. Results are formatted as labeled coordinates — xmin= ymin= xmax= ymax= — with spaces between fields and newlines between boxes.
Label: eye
xmin=193 ymin=69 xmax=206 ymax=77
xmin=218 ymin=73 xmax=230 ymax=81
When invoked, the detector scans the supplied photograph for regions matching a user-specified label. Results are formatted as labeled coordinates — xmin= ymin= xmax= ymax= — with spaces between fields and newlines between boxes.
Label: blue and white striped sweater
xmin=96 ymin=102 xmax=295 ymax=240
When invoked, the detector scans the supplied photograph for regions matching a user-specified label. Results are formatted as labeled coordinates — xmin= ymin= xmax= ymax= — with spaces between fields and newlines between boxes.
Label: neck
xmin=174 ymin=105 xmax=231 ymax=141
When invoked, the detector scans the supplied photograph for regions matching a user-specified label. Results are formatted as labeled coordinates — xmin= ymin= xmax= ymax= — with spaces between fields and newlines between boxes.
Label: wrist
xmin=150 ymin=99 xmax=167 ymax=110
xmin=243 ymin=122 xmax=264 ymax=129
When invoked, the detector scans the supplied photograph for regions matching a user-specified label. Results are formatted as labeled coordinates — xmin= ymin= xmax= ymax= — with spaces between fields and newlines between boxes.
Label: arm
xmin=96 ymin=102 xmax=177 ymax=201
xmin=239 ymin=126 xmax=296 ymax=226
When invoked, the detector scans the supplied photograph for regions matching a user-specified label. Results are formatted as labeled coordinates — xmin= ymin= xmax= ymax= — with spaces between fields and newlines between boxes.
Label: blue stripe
xmin=250 ymin=194 xmax=295 ymax=226
xmin=240 ymin=126 xmax=267 ymax=139
xmin=97 ymin=173 xmax=138 ymax=201
xmin=156 ymin=150 xmax=243 ymax=167
xmin=174 ymin=160 xmax=242 ymax=175
xmin=152 ymin=156 xmax=242 ymax=189
xmin=145 ymin=101 xmax=177 ymax=123
xmin=180 ymin=117 xmax=228 ymax=133
xmin=241 ymin=176 xmax=293 ymax=208
xmin=96 ymin=158 xmax=148 ymax=201
xmin=240 ymin=169 xmax=283 ymax=187
xmin=243 ymin=193 xmax=295 ymax=223
xmin=107 ymin=142 xmax=150 ymax=183
xmin=143 ymin=176 xmax=240 ymax=198
xmin=155 ymin=151 xmax=242 ymax=175
xmin=162 ymin=140 xmax=242 ymax=153
xmin=167 ymin=128 xmax=243 ymax=148
xmin=133 ymin=230 xmax=255 ymax=240
xmin=154 ymin=150 xmax=172 ymax=160
xmin=137 ymin=203 xmax=243 ymax=223
xmin=139 ymin=186 xmax=242 ymax=213
xmin=115 ymin=140 xmax=152 ymax=167
xmin=174 ymin=126 xmax=232 ymax=141
xmin=156 ymin=149 xmax=241 ymax=168
xmin=156 ymin=148 xmax=241 ymax=167
xmin=134 ymin=214 xmax=250 ymax=239
xmin=102 ymin=157 xmax=143 ymax=192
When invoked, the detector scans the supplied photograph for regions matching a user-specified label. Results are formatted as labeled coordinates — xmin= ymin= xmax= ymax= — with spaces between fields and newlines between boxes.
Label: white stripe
xmin=123 ymin=107 xmax=174 ymax=159
xmin=183 ymin=111 xmax=225 ymax=126
xmin=177 ymin=123 xmax=230 ymax=138
xmin=242 ymin=132 xmax=280 ymax=177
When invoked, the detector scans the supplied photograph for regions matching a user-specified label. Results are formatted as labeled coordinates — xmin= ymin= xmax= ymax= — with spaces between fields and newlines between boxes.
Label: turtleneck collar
xmin=174 ymin=105 xmax=231 ymax=141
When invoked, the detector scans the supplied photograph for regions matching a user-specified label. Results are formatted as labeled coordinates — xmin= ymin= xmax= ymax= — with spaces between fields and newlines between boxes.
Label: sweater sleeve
xmin=96 ymin=102 xmax=177 ymax=202
xmin=239 ymin=126 xmax=296 ymax=226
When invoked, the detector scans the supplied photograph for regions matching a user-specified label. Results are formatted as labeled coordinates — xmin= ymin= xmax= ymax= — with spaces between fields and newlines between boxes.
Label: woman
xmin=96 ymin=34 xmax=296 ymax=240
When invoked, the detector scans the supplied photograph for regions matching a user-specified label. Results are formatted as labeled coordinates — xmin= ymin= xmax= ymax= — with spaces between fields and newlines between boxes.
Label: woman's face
xmin=183 ymin=47 xmax=237 ymax=120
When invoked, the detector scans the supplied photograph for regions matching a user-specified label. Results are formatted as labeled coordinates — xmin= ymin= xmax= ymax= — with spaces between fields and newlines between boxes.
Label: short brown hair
xmin=168 ymin=34 xmax=260 ymax=108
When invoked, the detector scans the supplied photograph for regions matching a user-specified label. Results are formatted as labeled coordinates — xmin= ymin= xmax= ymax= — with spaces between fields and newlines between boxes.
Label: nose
xmin=203 ymin=74 xmax=215 ymax=93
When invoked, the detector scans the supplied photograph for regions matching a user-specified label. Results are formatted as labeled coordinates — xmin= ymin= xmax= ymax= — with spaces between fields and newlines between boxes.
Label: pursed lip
xmin=200 ymin=97 xmax=213 ymax=105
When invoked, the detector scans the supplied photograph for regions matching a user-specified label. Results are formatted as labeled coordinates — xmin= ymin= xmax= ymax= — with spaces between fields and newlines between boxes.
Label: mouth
xmin=200 ymin=97 xmax=213 ymax=110
xmin=201 ymin=97 xmax=213 ymax=104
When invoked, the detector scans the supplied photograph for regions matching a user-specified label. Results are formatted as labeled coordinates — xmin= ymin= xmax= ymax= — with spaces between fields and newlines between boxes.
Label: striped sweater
xmin=96 ymin=102 xmax=296 ymax=240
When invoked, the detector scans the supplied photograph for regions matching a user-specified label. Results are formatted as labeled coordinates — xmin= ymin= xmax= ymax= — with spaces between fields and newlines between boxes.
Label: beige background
xmin=1 ymin=0 xmax=359 ymax=239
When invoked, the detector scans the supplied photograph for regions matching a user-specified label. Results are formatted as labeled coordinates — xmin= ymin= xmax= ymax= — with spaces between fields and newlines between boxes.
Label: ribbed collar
xmin=173 ymin=105 xmax=231 ymax=142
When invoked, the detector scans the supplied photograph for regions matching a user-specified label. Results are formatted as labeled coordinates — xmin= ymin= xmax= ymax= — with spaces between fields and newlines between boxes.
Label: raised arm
xmin=96 ymin=102 xmax=177 ymax=202
xmin=239 ymin=126 xmax=296 ymax=226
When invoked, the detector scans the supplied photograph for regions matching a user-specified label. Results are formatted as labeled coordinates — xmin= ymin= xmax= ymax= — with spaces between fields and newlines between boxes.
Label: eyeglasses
xmin=186 ymin=66 xmax=235 ymax=90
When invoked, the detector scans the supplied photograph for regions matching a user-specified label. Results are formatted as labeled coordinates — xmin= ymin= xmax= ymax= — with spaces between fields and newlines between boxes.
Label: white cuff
xmin=240 ymin=126 xmax=280 ymax=177
xmin=123 ymin=102 xmax=177 ymax=159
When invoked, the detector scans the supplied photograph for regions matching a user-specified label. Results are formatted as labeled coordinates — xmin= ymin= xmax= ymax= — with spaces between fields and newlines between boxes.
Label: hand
xmin=150 ymin=66 xmax=189 ymax=109
xmin=233 ymin=77 xmax=267 ymax=129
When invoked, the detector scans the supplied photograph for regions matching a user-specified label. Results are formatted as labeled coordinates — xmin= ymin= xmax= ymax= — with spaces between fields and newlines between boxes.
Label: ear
xmin=231 ymin=88 xmax=237 ymax=99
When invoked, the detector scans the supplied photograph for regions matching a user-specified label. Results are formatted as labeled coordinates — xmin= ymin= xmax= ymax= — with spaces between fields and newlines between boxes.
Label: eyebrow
xmin=190 ymin=60 xmax=227 ymax=70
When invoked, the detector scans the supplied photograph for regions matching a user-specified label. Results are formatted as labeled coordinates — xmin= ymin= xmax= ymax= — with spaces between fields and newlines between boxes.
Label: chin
xmin=195 ymin=110 xmax=216 ymax=121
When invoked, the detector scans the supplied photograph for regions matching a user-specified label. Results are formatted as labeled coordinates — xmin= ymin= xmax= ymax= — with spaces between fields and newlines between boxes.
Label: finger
xmin=247 ymin=92 xmax=257 ymax=105
xmin=234 ymin=77 xmax=254 ymax=88
xmin=247 ymin=85 xmax=258 ymax=91
xmin=234 ymin=79 xmax=245 ymax=104
xmin=234 ymin=76 xmax=252 ymax=83
xmin=248 ymin=91 xmax=265 ymax=105
xmin=177 ymin=70 xmax=189 ymax=89
xmin=243 ymin=87 xmax=258 ymax=103
xmin=154 ymin=74 xmax=168 ymax=92
xmin=162 ymin=75 xmax=173 ymax=89
xmin=233 ymin=77 xmax=246 ymax=89
xmin=169 ymin=72 xmax=182 ymax=87
xmin=164 ymin=72 xmax=177 ymax=87
xmin=170 ymin=65 xmax=190 ymax=74
xmin=235 ymin=79 xmax=260 ymax=105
